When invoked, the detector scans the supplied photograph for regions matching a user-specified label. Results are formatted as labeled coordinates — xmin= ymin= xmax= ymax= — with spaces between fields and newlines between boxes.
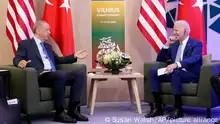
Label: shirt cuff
xmin=163 ymin=45 xmax=169 ymax=49
xmin=176 ymin=62 xmax=182 ymax=68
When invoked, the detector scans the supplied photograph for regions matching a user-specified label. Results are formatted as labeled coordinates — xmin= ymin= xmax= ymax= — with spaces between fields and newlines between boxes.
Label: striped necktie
xmin=40 ymin=42 xmax=56 ymax=71
xmin=175 ymin=43 xmax=183 ymax=62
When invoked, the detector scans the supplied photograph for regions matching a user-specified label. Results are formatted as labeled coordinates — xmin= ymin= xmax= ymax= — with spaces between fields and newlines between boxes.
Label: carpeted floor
xmin=25 ymin=102 xmax=220 ymax=124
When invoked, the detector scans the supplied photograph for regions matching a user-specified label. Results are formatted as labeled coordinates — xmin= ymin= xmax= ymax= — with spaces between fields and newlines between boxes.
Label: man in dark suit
xmin=13 ymin=20 xmax=88 ymax=123
xmin=145 ymin=20 xmax=203 ymax=119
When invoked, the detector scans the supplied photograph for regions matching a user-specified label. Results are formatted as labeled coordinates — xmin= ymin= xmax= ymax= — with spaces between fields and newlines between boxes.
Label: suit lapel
xmin=172 ymin=42 xmax=179 ymax=61
xmin=31 ymin=38 xmax=43 ymax=63
xmin=183 ymin=38 xmax=192 ymax=57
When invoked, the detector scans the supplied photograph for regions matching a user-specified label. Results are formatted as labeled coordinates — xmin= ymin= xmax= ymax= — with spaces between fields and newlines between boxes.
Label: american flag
xmin=137 ymin=0 xmax=167 ymax=53
xmin=6 ymin=0 xmax=36 ymax=53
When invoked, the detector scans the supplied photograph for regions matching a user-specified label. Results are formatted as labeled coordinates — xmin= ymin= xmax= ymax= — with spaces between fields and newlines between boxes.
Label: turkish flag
xmin=43 ymin=0 xmax=75 ymax=56
xmin=178 ymin=0 xmax=206 ymax=55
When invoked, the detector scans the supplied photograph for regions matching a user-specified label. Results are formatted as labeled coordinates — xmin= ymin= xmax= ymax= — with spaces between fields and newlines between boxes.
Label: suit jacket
xmin=13 ymin=38 xmax=77 ymax=75
xmin=156 ymin=37 xmax=203 ymax=77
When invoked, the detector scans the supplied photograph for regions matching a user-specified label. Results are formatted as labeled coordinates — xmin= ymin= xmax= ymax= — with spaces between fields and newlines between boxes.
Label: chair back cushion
xmin=202 ymin=54 xmax=212 ymax=65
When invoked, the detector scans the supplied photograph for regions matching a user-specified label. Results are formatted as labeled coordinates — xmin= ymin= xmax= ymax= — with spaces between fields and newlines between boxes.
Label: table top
xmin=87 ymin=72 xmax=144 ymax=79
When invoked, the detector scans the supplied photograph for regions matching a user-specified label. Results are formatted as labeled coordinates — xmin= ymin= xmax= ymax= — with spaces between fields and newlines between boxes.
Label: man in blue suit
xmin=13 ymin=20 xmax=88 ymax=123
xmin=145 ymin=20 xmax=203 ymax=119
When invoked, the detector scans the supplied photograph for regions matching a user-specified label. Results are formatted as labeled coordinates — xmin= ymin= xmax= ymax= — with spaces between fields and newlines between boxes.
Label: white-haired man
xmin=145 ymin=20 xmax=203 ymax=119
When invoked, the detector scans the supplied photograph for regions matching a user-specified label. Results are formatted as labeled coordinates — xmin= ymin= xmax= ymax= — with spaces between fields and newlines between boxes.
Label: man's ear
xmin=184 ymin=28 xmax=187 ymax=34
xmin=35 ymin=28 xmax=40 ymax=34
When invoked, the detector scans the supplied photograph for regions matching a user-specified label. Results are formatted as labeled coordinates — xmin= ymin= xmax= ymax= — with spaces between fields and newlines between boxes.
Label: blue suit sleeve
xmin=53 ymin=51 xmax=77 ymax=64
xmin=13 ymin=42 xmax=27 ymax=67
xmin=156 ymin=47 xmax=171 ymax=62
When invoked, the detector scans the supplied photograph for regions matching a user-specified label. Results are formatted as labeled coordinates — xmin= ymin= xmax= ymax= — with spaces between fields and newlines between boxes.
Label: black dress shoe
xmin=145 ymin=107 xmax=164 ymax=118
xmin=54 ymin=111 xmax=77 ymax=123
xmin=68 ymin=110 xmax=89 ymax=121
xmin=166 ymin=109 xmax=184 ymax=120
xmin=215 ymin=120 xmax=220 ymax=124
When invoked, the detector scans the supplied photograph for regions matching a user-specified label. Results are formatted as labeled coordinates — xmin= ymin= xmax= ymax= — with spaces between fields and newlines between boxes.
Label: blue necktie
xmin=40 ymin=42 xmax=56 ymax=71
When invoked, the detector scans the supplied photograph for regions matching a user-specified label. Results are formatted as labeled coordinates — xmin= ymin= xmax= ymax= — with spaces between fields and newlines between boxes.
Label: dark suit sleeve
xmin=13 ymin=42 xmax=27 ymax=67
xmin=53 ymin=51 xmax=77 ymax=64
xmin=180 ymin=41 xmax=202 ymax=68
xmin=156 ymin=47 xmax=171 ymax=62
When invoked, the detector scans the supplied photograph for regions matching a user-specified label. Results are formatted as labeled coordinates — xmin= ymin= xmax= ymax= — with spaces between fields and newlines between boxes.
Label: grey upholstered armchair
xmin=0 ymin=64 xmax=87 ymax=124
xmin=144 ymin=61 xmax=220 ymax=118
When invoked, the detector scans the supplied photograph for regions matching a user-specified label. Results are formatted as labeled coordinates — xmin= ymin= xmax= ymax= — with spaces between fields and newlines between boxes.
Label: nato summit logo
xmin=166 ymin=0 xmax=220 ymax=34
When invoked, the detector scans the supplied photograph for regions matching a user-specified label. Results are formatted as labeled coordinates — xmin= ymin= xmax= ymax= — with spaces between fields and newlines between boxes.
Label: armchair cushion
xmin=0 ymin=64 xmax=87 ymax=114
xmin=144 ymin=61 xmax=220 ymax=108
xmin=202 ymin=54 xmax=212 ymax=65
xmin=160 ymin=83 xmax=198 ymax=96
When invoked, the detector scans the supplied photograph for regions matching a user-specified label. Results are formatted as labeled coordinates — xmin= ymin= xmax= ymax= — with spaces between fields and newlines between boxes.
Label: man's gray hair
xmin=175 ymin=20 xmax=191 ymax=34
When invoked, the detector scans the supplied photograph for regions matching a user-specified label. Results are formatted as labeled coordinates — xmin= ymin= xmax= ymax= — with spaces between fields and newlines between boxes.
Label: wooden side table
xmin=87 ymin=72 xmax=144 ymax=115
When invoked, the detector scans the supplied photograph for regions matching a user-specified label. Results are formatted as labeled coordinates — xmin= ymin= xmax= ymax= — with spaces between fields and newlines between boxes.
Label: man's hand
xmin=18 ymin=60 xmax=31 ymax=68
xmin=75 ymin=50 xmax=88 ymax=59
xmin=165 ymin=36 xmax=177 ymax=47
xmin=166 ymin=63 xmax=178 ymax=74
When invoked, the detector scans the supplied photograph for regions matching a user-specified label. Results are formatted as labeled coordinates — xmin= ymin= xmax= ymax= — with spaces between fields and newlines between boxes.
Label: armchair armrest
xmin=197 ymin=62 xmax=220 ymax=107
xmin=0 ymin=65 xmax=40 ymax=114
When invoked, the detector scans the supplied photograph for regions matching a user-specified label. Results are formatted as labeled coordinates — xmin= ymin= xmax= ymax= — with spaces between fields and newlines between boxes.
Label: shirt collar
xmin=33 ymin=36 xmax=43 ymax=45
xmin=180 ymin=36 xmax=189 ymax=46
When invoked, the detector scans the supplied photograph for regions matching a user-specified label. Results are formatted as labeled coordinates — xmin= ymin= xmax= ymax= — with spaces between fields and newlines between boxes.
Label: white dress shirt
xmin=34 ymin=37 xmax=52 ymax=70
xmin=163 ymin=36 xmax=189 ymax=68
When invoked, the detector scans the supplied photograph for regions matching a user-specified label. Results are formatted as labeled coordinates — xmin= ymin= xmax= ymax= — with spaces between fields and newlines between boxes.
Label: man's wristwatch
xmin=175 ymin=63 xmax=178 ymax=68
